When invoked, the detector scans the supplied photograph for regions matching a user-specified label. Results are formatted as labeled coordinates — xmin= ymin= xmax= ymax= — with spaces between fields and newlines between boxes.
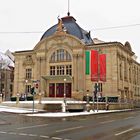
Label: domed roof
xmin=40 ymin=16 xmax=93 ymax=45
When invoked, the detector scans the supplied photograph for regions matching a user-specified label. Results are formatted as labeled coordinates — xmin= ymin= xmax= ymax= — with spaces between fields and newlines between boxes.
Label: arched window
xmin=50 ymin=49 xmax=71 ymax=62
xmin=49 ymin=49 xmax=72 ymax=76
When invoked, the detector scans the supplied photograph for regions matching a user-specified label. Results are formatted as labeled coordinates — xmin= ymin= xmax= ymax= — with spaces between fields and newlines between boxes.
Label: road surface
xmin=0 ymin=110 xmax=140 ymax=140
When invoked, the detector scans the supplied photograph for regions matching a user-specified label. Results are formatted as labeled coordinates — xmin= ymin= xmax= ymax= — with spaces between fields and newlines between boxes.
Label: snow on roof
xmin=0 ymin=50 xmax=14 ymax=69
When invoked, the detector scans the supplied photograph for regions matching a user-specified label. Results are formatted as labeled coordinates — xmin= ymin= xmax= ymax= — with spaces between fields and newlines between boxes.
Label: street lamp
xmin=63 ymin=78 xmax=67 ymax=112
xmin=25 ymin=80 xmax=28 ymax=100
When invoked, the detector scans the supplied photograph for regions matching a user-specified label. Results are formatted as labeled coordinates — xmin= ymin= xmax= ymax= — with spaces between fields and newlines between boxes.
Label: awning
xmin=42 ymin=75 xmax=73 ymax=81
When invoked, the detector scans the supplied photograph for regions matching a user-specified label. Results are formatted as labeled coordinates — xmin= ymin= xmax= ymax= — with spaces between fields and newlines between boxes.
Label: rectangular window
xmin=57 ymin=66 xmax=60 ymax=75
xmin=57 ymin=65 xmax=64 ymax=75
xmin=66 ymin=65 xmax=72 ymax=75
xmin=26 ymin=68 xmax=32 ymax=79
xmin=1 ymin=72 xmax=5 ymax=80
xmin=26 ymin=85 xmax=31 ymax=93
xmin=129 ymin=67 xmax=131 ymax=82
xmin=10 ymin=73 xmax=14 ymax=82
xmin=60 ymin=66 xmax=64 ymax=75
xmin=124 ymin=60 xmax=127 ymax=81
xmin=50 ymin=66 xmax=55 ymax=75
xmin=10 ymin=84 xmax=13 ymax=92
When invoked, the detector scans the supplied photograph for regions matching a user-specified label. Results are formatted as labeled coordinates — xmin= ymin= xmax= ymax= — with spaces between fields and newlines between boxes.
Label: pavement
xmin=0 ymin=100 xmax=133 ymax=117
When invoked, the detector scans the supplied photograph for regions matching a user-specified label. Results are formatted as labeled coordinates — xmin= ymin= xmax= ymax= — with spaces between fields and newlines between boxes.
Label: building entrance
xmin=49 ymin=83 xmax=71 ymax=98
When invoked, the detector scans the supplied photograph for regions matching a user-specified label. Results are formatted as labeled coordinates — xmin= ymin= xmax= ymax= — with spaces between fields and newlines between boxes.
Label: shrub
xmin=11 ymin=97 xmax=17 ymax=101
xmin=26 ymin=96 xmax=33 ymax=101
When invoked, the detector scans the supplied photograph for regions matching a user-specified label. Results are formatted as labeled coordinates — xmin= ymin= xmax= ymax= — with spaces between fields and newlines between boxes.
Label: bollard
xmin=62 ymin=102 xmax=66 ymax=112
xmin=86 ymin=94 xmax=90 ymax=112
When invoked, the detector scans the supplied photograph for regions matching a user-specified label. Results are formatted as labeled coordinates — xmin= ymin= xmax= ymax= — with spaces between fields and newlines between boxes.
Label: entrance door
xmin=49 ymin=83 xmax=72 ymax=98
xmin=49 ymin=83 xmax=55 ymax=97
xmin=66 ymin=83 xmax=71 ymax=97
xmin=56 ymin=83 xmax=64 ymax=97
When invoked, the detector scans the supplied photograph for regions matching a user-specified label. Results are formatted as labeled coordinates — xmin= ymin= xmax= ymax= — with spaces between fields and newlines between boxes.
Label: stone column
xmin=73 ymin=54 xmax=78 ymax=91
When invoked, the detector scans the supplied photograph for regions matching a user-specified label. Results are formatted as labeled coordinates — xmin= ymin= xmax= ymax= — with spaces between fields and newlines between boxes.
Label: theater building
xmin=13 ymin=14 xmax=140 ymax=104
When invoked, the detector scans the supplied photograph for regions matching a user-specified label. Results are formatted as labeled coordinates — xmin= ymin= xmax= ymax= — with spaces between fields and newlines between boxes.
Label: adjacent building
xmin=0 ymin=50 xmax=14 ymax=100
xmin=13 ymin=14 xmax=140 ymax=105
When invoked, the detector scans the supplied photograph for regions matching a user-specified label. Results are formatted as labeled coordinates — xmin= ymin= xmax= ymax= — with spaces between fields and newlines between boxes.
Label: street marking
xmin=100 ymin=120 xmax=115 ymax=124
xmin=9 ymin=132 xmax=17 ymax=135
xmin=17 ymin=124 xmax=49 ymax=129
xmin=0 ymin=131 xmax=72 ymax=139
xmin=56 ymin=126 xmax=83 ymax=133
xmin=19 ymin=133 xmax=27 ymax=136
xmin=40 ymin=135 xmax=50 ymax=138
xmin=123 ymin=117 xmax=135 ymax=120
xmin=28 ymin=134 xmax=37 ymax=137
xmin=52 ymin=137 xmax=63 ymax=140
xmin=0 ymin=131 xmax=7 ymax=134
xmin=115 ymin=128 xmax=133 ymax=136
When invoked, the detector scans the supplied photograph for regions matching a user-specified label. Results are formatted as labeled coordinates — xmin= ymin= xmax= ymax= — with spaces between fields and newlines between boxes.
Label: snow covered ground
xmin=0 ymin=102 xmax=132 ymax=118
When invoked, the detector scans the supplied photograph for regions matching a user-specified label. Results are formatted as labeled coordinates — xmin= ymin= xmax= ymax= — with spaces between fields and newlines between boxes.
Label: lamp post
xmin=118 ymin=94 xmax=121 ymax=109
xmin=63 ymin=78 xmax=67 ymax=112
xmin=25 ymin=80 xmax=28 ymax=100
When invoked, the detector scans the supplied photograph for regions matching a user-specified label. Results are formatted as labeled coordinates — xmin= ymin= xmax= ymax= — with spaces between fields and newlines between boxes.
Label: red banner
xmin=91 ymin=50 xmax=98 ymax=81
xmin=99 ymin=54 xmax=106 ymax=82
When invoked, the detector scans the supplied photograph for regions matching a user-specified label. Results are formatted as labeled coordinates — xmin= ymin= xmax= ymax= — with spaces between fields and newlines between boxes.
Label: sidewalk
xmin=0 ymin=102 xmax=132 ymax=118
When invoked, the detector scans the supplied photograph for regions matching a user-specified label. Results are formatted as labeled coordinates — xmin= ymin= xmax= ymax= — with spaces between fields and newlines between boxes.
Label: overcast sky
xmin=0 ymin=0 xmax=140 ymax=61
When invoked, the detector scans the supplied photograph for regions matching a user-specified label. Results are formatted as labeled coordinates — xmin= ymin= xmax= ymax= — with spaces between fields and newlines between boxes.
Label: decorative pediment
xmin=23 ymin=55 xmax=34 ymax=66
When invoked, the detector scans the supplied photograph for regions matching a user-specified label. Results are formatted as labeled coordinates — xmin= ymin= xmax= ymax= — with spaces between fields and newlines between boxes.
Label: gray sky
xmin=0 ymin=0 xmax=140 ymax=61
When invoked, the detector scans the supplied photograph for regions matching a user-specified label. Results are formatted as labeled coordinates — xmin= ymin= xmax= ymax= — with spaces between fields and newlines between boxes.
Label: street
xmin=0 ymin=110 xmax=140 ymax=140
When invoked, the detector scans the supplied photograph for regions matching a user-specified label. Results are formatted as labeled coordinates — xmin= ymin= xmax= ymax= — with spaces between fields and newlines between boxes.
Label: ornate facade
xmin=13 ymin=15 xmax=140 ymax=104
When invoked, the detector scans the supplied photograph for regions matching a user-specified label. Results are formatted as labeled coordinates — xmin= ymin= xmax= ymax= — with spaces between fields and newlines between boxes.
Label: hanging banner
xmin=99 ymin=54 xmax=106 ymax=82
xmin=91 ymin=50 xmax=98 ymax=81
xmin=85 ymin=51 xmax=90 ymax=75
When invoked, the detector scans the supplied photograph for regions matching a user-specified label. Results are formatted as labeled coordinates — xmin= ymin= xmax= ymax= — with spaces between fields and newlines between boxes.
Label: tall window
xmin=26 ymin=85 xmax=31 ymax=93
xmin=124 ymin=60 xmax=127 ymax=80
xmin=50 ymin=66 xmax=55 ymax=75
xmin=57 ymin=65 xmax=65 ymax=75
xmin=26 ymin=68 xmax=32 ymax=79
xmin=129 ymin=66 xmax=131 ymax=82
xmin=66 ymin=65 xmax=72 ymax=75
